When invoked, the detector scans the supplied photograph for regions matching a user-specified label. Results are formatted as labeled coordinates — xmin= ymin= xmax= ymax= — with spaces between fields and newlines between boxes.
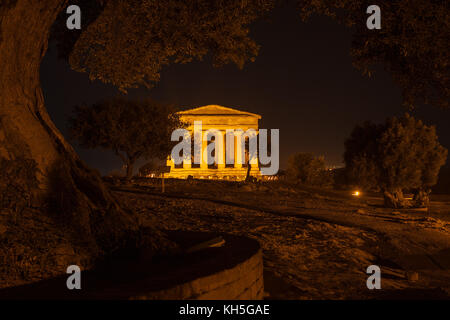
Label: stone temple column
xmin=201 ymin=131 xmax=208 ymax=169
xmin=225 ymin=130 xmax=235 ymax=167
xmin=218 ymin=131 xmax=226 ymax=169
xmin=235 ymin=133 xmax=243 ymax=169
xmin=183 ymin=131 xmax=192 ymax=170
xmin=250 ymin=130 xmax=259 ymax=169
xmin=183 ymin=156 xmax=191 ymax=169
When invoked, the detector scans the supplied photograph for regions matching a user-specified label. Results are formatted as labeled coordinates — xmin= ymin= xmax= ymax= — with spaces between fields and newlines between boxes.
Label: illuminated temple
xmin=166 ymin=105 xmax=261 ymax=180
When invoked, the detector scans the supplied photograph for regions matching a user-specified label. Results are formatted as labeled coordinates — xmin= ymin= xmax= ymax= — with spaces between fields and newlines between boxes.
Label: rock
xmin=241 ymin=184 xmax=256 ymax=192
xmin=54 ymin=245 xmax=75 ymax=256
xmin=0 ymin=224 xmax=7 ymax=235
xmin=53 ymin=244 xmax=76 ymax=267
xmin=360 ymin=203 xmax=369 ymax=207
xmin=406 ymin=271 xmax=419 ymax=282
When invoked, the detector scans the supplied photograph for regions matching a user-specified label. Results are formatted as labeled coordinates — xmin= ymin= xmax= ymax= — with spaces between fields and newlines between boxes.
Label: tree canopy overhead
xmin=49 ymin=0 xmax=450 ymax=107
xmin=52 ymin=0 xmax=275 ymax=91
xmin=297 ymin=0 xmax=449 ymax=109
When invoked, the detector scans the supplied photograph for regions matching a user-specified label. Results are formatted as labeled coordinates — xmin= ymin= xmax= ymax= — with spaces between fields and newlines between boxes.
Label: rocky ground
xmin=1 ymin=177 xmax=450 ymax=299
xmin=0 ymin=207 xmax=93 ymax=288
xmin=114 ymin=178 xmax=450 ymax=299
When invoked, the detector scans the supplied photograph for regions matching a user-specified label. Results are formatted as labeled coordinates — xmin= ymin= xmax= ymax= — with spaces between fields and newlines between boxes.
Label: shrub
xmin=287 ymin=152 xmax=332 ymax=187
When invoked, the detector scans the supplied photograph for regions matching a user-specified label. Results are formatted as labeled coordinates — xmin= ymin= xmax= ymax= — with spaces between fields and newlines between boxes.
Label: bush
xmin=287 ymin=152 xmax=333 ymax=187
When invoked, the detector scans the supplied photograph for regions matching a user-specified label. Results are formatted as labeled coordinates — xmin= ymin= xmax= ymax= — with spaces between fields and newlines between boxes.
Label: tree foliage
xmin=297 ymin=0 xmax=449 ymax=109
xmin=51 ymin=0 xmax=275 ymax=92
xmin=344 ymin=114 xmax=448 ymax=208
xmin=138 ymin=161 xmax=158 ymax=177
xmin=287 ymin=152 xmax=331 ymax=186
xmin=69 ymin=97 xmax=184 ymax=179
xmin=49 ymin=0 xmax=450 ymax=107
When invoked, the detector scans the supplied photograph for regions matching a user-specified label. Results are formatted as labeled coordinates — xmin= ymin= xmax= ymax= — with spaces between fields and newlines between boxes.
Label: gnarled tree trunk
xmin=0 ymin=0 xmax=159 ymax=259
xmin=383 ymin=189 xmax=409 ymax=209
xmin=413 ymin=188 xmax=431 ymax=208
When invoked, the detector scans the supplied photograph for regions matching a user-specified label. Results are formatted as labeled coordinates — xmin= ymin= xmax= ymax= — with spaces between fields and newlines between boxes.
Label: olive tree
xmin=69 ymin=98 xmax=183 ymax=180
xmin=344 ymin=114 xmax=448 ymax=208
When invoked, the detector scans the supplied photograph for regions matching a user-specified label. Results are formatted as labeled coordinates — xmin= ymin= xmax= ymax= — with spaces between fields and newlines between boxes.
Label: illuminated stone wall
xmin=166 ymin=105 xmax=261 ymax=180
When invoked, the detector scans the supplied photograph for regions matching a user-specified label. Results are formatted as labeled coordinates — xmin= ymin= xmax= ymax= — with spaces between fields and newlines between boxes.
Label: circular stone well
xmin=0 ymin=231 xmax=263 ymax=300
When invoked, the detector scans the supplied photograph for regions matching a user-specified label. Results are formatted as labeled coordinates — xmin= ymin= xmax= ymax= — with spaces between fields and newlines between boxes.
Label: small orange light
xmin=352 ymin=191 xmax=361 ymax=196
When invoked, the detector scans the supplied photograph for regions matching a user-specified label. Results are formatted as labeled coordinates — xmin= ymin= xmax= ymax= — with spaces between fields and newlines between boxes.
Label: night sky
xmin=40 ymin=3 xmax=449 ymax=175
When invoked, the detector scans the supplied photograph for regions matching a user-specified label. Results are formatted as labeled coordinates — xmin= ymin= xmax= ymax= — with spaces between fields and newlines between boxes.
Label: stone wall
xmin=0 ymin=233 xmax=264 ymax=300
xmin=130 ymin=248 xmax=264 ymax=300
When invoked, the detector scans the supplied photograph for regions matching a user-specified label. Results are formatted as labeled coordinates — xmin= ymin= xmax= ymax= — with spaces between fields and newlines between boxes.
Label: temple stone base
xmin=165 ymin=167 xmax=261 ymax=181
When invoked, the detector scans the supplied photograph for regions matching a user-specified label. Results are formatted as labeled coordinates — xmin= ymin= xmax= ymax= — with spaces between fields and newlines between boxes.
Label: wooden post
xmin=158 ymin=165 xmax=171 ymax=193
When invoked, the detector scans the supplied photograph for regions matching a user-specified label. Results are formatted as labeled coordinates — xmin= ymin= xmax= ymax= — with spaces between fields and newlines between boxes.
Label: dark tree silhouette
xmin=287 ymin=152 xmax=331 ymax=186
xmin=138 ymin=161 xmax=157 ymax=177
xmin=344 ymin=114 xmax=448 ymax=208
xmin=69 ymin=98 xmax=183 ymax=180
xmin=297 ymin=0 xmax=449 ymax=109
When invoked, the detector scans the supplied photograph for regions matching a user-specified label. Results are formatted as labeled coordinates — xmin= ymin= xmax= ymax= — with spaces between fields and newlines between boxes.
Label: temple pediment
xmin=179 ymin=105 xmax=261 ymax=119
